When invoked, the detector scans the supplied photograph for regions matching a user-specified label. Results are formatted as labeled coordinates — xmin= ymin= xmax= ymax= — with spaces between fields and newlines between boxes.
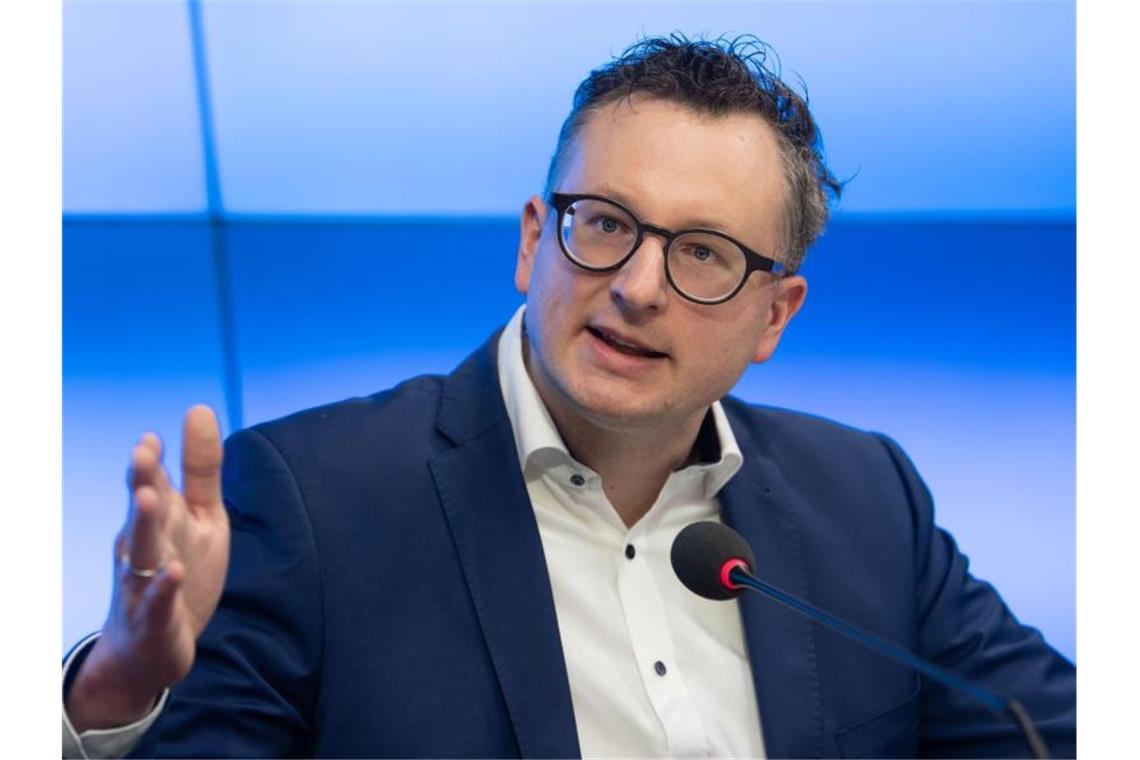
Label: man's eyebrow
xmin=591 ymin=184 xmax=748 ymax=240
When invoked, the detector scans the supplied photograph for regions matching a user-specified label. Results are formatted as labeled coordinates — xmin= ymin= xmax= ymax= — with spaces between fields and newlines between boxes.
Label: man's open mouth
xmin=587 ymin=327 xmax=668 ymax=359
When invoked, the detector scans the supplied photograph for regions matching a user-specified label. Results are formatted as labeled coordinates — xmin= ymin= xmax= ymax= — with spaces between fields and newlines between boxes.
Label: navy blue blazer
xmin=128 ymin=332 xmax=1075 ymax=758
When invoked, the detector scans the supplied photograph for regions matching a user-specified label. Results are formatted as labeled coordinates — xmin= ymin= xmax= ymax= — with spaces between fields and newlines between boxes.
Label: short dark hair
xmin=544 ymin=33 xmax=842 ymax=272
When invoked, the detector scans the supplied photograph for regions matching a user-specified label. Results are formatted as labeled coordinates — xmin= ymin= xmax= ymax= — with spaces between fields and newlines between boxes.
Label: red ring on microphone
xmin=720 ymin=557 xmax=750 ymax=590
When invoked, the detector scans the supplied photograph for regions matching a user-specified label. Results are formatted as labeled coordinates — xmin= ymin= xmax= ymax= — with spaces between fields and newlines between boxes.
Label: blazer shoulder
xmin=232 ymin=373 xmax=449 ymax=461
xmin=719 ymin=395 xmax=922 ymax=512
xmin=721 ymin=395 xmax=896 ymax=457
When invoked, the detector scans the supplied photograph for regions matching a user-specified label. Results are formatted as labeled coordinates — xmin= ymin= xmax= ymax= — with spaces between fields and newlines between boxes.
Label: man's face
xmin=514 ymin=96 xmax=807 ymax=435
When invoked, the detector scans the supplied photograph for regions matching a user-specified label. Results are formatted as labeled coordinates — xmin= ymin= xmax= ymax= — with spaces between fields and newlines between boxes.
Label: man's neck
xmin=553 ymin=410 xmax=706 ymax=528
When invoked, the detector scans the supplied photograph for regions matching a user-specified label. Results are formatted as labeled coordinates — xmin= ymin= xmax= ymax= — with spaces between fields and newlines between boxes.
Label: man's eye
xmin=599 ymin=217 xmax=621 ymax=233
xmin=683 ymin=245 xmax=719 ymax=263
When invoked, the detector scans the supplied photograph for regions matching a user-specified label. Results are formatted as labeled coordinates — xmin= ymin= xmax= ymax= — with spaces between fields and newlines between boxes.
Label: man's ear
xmin=753 ymin=274 xmax=808 ymax=363
xmin=515 ymin=195 xmax=548 ymax=295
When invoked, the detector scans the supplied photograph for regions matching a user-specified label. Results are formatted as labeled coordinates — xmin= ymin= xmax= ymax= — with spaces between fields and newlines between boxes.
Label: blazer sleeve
xmin=128 ymin=427 xmax=324 ymax=758
xmin=875 ymin=434 xmax=1076 ymax=758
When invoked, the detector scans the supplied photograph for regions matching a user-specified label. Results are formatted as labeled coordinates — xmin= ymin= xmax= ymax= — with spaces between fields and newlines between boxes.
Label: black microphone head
xmin=671 ymin=521 xmax=756 ymax=600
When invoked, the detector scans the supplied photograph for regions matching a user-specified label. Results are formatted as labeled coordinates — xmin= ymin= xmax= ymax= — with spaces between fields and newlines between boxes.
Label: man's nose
xmin=609 ymin=234 xmax=671 ymax=312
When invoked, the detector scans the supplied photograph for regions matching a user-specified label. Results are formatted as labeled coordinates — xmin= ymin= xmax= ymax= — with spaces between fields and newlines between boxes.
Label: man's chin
xmin=561 ymin=385 xmax=683 ymax=431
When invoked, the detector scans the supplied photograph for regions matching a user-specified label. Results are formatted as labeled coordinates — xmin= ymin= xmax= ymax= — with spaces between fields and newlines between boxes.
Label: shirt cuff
xmin=62 ymin=633 xmax=170 ymax=759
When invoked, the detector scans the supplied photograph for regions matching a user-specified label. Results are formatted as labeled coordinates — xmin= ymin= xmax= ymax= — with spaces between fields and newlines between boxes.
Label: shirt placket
xmin=617 ymin=485 xmax=711 ymax=757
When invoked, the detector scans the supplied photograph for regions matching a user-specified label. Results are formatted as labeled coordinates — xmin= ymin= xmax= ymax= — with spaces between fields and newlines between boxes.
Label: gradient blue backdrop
xmin=63 ymin=1 xmax=1075 ymax=663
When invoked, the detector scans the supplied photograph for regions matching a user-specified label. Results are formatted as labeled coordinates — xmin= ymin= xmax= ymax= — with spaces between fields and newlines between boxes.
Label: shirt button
xmin=654 ymin=660 xmax=667 ymax=676
xmin=570 ymin=474 xmax=586 ymax=487
xmin=625 ymin=544 xmax=636 ymax=560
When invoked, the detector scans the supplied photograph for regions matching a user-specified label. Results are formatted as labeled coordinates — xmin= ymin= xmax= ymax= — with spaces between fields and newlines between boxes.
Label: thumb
xmin=181 ymin=404 xmax=223 ymax=511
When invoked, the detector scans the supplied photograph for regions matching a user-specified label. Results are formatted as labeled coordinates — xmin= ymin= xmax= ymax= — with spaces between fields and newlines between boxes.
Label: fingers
xmin=138 ymin=558 xmax=185 ymax=625
xmin=181 ymin=404 xmax=223 ymax=512
xmin=124 ymin=484 xmax=167 ymax=579
xmin=129 ymin=435 xmax=173 ymax=499
xmin=139 ymin=431 xmax=162 ymax=460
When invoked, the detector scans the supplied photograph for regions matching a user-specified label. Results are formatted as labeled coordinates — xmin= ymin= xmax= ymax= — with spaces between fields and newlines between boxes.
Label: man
xmin=63 ymin=35 xmax=1076 ymax=757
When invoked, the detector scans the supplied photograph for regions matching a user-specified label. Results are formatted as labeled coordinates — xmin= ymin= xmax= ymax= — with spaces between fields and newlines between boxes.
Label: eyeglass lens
xmin=559 ymin=197 xmax=748 ymax=302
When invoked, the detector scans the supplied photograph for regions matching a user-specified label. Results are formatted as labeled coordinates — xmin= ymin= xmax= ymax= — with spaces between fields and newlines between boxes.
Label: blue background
xmin=63 ymin=1 xmax=1075 ymax=663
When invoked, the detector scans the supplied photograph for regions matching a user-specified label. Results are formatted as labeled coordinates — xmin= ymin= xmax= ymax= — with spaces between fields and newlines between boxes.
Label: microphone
xmin=670 ymin=521 xmax=1051 ymax=760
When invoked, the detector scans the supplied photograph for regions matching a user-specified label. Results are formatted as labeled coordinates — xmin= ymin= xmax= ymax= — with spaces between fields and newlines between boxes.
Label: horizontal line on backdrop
xmin=63 ymin=212 xmax=515 ymax=226
xmin=63 ymin=210 xmax=1076 ymax=226
xmin=830 ymin=208 xmax=1075 ymax=225
xmin=64 ymin=212 xmax=213 ymax=223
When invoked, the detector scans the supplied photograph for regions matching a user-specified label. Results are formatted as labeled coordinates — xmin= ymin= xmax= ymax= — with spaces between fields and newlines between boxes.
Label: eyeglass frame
xmin=547 ymin=192 xmax=787 ymax=305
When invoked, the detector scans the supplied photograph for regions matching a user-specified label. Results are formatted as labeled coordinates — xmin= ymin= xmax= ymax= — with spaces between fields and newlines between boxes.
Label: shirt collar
xmin=496 ymin=305 xmax=744 ymax=499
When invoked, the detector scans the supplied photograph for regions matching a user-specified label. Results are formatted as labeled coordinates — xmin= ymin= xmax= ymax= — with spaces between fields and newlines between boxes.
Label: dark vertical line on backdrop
xmin=187 ymin=0 xmax=243 ymax=431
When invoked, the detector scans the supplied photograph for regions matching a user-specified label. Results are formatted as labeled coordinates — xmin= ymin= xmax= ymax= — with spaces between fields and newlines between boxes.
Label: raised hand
xmin=66 ymin=405 xmax=231 ymax=732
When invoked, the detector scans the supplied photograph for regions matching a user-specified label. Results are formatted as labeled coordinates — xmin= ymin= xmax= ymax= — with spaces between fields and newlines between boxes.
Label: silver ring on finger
xmin=119 ymin=553 xmax=168 ymax=580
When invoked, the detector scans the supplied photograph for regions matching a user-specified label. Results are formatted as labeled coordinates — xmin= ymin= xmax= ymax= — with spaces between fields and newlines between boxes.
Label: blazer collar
xmin=429 ymin=332 xmax=581 ymax=758
xmin=720 ymin=400 xmax=827 ymax=758
xmin=434 ymin=328 xmax=510 ymax=446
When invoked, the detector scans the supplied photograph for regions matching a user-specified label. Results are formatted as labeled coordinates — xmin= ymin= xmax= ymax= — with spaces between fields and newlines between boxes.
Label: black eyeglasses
xmin=548 ymin=192 xmax=785 ymax=305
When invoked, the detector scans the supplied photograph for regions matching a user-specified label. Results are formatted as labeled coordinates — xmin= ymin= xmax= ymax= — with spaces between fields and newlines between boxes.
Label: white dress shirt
xmin=497 ymin=305 xmax=765 ymax=758
xmin=62 ymin=306 xmax=767 ymax=758
xmin=61 ymin=633 xmax=168 ymax=759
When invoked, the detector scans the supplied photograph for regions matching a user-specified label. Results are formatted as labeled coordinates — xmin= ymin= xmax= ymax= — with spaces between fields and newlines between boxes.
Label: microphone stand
xmin=729 ymin=566 xmax=1051 ymax=759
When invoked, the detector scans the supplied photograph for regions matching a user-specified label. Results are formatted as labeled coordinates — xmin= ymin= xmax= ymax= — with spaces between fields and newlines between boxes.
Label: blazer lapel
xmin=428 ymin=336 xmax=581 ymax=759
xmin=720 ymin=409 xmax=826 ymax=758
